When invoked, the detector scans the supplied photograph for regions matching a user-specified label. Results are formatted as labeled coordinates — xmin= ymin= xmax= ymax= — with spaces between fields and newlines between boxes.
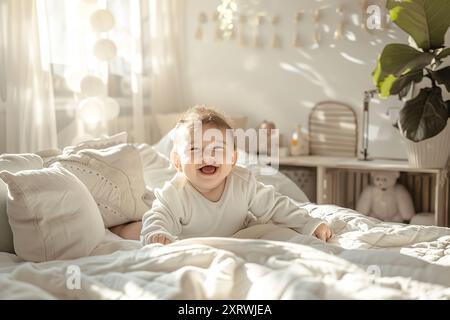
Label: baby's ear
xmin=170 ymin=150 xmax=183 ymax=172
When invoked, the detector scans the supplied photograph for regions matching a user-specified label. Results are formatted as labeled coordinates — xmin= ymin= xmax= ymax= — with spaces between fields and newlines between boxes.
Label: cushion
xmin=48 ymin=144 xmax=153 ymax=228
xmin=0 ymin=154 xmax=44 ymax=253
xmin=62 ymin=132 xmax=128 ymax=156
xmin=0 ymin=166 xmax=105 ymax=262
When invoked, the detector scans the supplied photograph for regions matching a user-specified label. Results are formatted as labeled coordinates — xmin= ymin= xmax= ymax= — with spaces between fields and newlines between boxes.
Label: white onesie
xmin=141 ymin=166 xmax=324 ymax=244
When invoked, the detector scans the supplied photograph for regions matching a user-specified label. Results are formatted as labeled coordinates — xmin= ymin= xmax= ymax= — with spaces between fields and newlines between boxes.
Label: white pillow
xmin=48 ymin=144 xmax=153 ymax=228
xmin=0 ymin=154 xmax=44 ymax=253
xmin=62 ymin=132 xmax=128 ymax=156
xmin=0 ymin=166 xmax=105 ymax=262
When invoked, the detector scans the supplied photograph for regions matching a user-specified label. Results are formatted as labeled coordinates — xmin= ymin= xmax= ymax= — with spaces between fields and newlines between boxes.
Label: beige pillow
xmin=48 ymin=144 xmax=153 ymax=228
xmin=0 ymin=154 xmax=44 ymax=254
xmin=0 ymin=166 xmax=105 ymax=262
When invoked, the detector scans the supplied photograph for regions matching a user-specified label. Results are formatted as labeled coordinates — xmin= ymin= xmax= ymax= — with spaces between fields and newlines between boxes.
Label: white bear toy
xmin=356 ymin=171 xmax=415 ymax=223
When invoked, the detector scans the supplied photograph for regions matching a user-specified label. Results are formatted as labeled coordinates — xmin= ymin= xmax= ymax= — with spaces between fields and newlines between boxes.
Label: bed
xmin=0 ymin=133 xmax=450 ymax=300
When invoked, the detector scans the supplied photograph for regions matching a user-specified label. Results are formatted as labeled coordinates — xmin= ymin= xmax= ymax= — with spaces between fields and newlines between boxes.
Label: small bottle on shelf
xmin=290 ymin=125 xmax=309 ymax=156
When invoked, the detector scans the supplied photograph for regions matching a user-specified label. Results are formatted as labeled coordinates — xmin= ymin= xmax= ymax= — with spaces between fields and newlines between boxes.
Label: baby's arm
xmin=247 ymin=174 xmax=330 ymax=239
xmin=110 ymin=221 xmax=142 ymax=240
xmin=141 ymin=187 xmax=183 ymax=245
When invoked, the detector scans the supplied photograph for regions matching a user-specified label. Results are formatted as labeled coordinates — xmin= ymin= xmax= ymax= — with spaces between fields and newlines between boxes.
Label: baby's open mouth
xmin=199 ymin=165 xmax=218 ymax=175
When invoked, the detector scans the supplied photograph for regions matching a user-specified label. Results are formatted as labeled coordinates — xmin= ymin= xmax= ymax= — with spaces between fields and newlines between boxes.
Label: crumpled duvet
xmin=1 ymin=203 xmax=449 ymax=300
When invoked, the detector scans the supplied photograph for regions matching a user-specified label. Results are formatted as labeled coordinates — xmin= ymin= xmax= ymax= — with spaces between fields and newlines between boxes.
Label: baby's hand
xmin=150 ymin=234 xmax=172 ymax=245
xmin=313 ymin=223 xmax=332 ymax=242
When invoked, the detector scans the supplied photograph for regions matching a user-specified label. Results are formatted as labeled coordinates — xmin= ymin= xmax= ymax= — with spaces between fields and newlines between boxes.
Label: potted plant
xmin=373 ymin=0 xmax=450 ymax=168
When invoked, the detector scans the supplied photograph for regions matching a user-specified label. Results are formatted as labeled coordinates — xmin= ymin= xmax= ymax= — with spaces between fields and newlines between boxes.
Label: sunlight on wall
xmin=340 ymin=52 xmax=366 ymax=65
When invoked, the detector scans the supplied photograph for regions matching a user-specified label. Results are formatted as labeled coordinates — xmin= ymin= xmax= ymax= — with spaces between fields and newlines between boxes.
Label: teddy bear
xmin=356 ymin=171 xmax=415 ymax=223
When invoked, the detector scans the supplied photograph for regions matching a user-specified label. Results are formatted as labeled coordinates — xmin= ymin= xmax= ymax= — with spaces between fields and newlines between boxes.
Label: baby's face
xmin=173 ymin=124 xmax=237 ymax=192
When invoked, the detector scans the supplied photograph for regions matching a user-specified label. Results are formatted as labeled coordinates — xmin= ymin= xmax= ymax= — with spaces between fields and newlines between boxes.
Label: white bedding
xmin=1 ymin=144 xmax=450 ymax=299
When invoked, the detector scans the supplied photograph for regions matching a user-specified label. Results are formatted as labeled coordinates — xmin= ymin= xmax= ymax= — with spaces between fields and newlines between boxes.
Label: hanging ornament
xmin=313 ymin=8 xmax=321 ymax=24
xmin=292 ymin=10 xmax=303 ymax=48
xmin=360 ymin=0 xmax=370 ymax=32
xmin=381 ymin=6 xmax=392 ymax=30
xmin=212 ymin=11 xmax=220 ymax=22
xmin=271 ymin=34 xmax=282 ymax=49
xmin=101 ymin=97 xmax=120 ymax=120
xmin=80 ymin=76 xmax=107 ymax=97
xmin=214 ymin=25 xmax=223 ymax=42
xmin=195 ymin=12 xmax=208 ymax=40
xmin=313 ymin=28 xmax=322 ymax=46
xmin=90 ymin=9 xmax=115 ymax=33
xmin=334 ymin=20 xmax=347 ymax=40
xmin=212 ymin=11 xmax=222 ymax=41
xmin=335 ymin=4 xmax=346 ymax=40
xmin=271 ymin=15 xmax=282 ymax=49
xmin=93 ymin=39 xmax=118 ymax=61
xmin=78 ymin=97 xmax=105 ymax=125
xmin=313 ymin=9 xmax=322 ymax=47
xmin=253 ymin=15 xmax=264 ymax=48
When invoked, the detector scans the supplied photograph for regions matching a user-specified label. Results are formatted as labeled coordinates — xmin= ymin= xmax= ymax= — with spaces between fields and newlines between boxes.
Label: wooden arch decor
xmin=308 ymin=101 xmax=358 ymax=157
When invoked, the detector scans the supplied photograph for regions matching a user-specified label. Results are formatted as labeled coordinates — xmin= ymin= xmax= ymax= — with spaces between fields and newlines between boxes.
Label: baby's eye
xmin=190 ymin=147 xmax=200 ymax=151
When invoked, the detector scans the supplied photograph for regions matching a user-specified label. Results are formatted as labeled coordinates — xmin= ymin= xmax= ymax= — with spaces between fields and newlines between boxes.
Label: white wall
xmin=180 ymin=0 xmax=414 ymax=159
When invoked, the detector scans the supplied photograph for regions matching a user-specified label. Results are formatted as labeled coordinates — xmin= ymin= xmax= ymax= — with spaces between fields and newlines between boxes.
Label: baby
xmin=141 ymin=106 xmax=332 ymax=245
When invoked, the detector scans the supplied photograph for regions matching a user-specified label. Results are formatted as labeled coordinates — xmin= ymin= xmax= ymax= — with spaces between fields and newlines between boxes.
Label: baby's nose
xmin=203 ymin=155 xmax=217 ymax=165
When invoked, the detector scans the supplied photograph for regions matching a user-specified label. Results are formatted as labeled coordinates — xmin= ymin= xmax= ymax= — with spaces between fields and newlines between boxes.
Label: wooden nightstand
xmin=276 ymin=156 xmax=449 ymax=227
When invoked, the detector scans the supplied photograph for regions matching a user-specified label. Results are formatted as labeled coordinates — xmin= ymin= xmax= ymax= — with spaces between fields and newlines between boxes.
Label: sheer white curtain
xmin=1 ymin=0 xmax=57 ymax=153
xmin=0 ymin=0 xmax=186 ymax=153
xmin=148 ymin=0 xmax=185 ymax=114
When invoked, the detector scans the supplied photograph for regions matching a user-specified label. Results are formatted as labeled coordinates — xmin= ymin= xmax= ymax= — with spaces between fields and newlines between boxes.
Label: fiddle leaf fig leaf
xmin=430 ymin=66 xmax=450 ymax=92
xmin=373 ymin=44 xmax=433 ymax=97
xmin=436 ymin=48 xmax=450 ymax=61
xmin=399 ymin=87 xmax=448 ymax=142
xmin=392 ymin=69 xmax=423 ymax=99
xmin=387 ymin=0 xmax=450 ymax=51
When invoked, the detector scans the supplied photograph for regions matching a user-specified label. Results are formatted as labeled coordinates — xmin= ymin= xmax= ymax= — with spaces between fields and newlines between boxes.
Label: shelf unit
xmin=277 ymin=156 xmax=449 ymax=227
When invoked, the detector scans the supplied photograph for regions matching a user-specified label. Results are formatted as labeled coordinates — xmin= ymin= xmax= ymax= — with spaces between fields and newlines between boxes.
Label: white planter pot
xmin=402 ymin=120 xmax=450 ymax=169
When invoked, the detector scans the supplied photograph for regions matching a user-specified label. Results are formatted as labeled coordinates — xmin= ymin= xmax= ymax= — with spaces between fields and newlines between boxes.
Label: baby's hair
xmin=176 ymin=105 xmax=234 ymax=131
xmin=170 ymin=106 xmax=236 ymax=164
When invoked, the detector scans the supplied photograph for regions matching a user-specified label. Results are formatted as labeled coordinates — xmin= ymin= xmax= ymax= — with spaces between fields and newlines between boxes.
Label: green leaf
xmin=387 ymin=0 xmax=450 ymax=51
xmin=436 ymin=48 xmax=450 ymax=60
xmin=399 ymin=87 xmax=448 ymax=141
xmin=430 ymin=66 xmax=450 ymax=92
xmin=373 ymin=44 xmax=433 ymax=97
xmin=392 ymin=69 xmax=423 ymax=99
